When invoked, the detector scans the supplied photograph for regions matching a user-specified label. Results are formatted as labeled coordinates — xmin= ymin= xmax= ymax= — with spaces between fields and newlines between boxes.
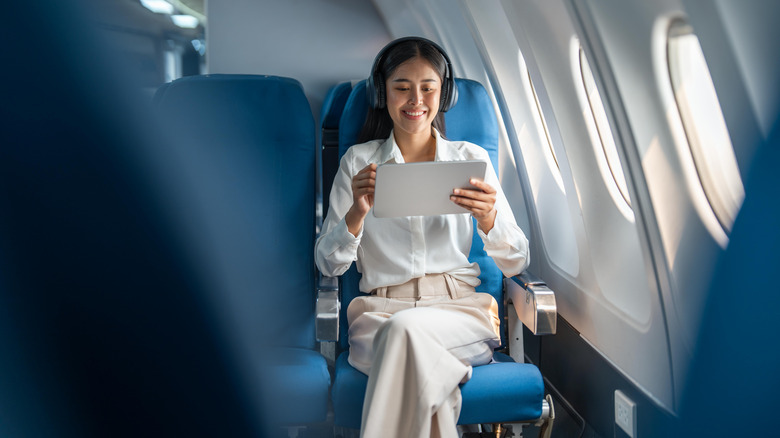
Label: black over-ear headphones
xmin=366 ymin=36 xmax=458 ymax=112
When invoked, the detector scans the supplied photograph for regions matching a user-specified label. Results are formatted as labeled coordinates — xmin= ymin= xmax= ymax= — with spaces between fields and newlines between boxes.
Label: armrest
xmin=316 ymin=274 xmax=340 ymax=342
xmin=505 ymin=272 xmax=557 ymax=335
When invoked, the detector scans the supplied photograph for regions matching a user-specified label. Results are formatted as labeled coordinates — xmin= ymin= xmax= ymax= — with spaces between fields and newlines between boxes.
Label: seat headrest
xmin=339 ymin=80 xmax=370 ymax=158
xmin=157 ymin=74 xmax=314 ymax=138
xmin=443 ymin=78 xmax=499 ymax=173
xmin=321 ymin=81 xmax=354 ymax=130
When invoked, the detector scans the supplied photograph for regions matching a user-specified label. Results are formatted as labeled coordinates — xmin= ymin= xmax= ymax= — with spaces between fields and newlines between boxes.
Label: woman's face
xmin=385 ymin=56 xmax=442 ymax=138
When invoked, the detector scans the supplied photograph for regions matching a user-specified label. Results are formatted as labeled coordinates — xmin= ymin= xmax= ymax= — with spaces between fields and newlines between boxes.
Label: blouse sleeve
xmin=315 ymin=151 xmax=362 ymax=277
xmin=476 ymin=158 xmax=530 ymax=277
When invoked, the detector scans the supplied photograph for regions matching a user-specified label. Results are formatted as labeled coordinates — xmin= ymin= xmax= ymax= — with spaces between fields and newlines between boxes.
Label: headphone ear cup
xmin=367 ymin=72 xmax=386 ymax=109
xmin=366 ymin=74 xmax=376 ymax=108
xmin=439 ymin=78 xmax=449 ymax=112
xmin=440 ymin=77 xmax=458 ymax=112
xmin=375 ymin=74 xmax=386 ymax=109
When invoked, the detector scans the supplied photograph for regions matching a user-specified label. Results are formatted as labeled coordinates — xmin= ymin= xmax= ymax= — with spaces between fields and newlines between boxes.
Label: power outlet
xmin=615 ymin=390 xmax=636 ymax=437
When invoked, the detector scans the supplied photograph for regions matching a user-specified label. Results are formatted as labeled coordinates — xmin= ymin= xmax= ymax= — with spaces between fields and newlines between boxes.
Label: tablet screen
xmin=372 ymin=160 xmax=487 ymax=218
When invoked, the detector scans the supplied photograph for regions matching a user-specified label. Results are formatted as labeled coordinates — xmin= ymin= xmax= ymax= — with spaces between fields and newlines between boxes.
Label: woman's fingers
xmin=356 ymin=163 xmax=378 ymax=177
xmin=351 ymin=164 xmax=377 ymax=215
xmin=450 ymin=195 xmax=493 ymax=218
xmin=468 ymin=178 xmax=496 ymax=195
xmin=352 ymin=164 xmax=377 ymax=192
xmin=450 ymin=179 xmax=496 ymax=219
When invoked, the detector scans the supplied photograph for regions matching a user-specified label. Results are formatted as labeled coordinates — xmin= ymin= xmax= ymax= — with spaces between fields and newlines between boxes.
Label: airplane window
xmin=528 ymin=71 xmax=561 ymax=166
xmin=667 ymin=23 xmax=744 ymax=232
xmin=523 ymin=63 xmax=565 ymax=192
xmin=576 ymin=46 xmax=633 ymax=214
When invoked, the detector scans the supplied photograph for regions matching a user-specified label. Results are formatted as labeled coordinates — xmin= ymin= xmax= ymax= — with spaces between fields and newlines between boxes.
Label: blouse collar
xmin=369 ymin=128 xmax=451 ymax=165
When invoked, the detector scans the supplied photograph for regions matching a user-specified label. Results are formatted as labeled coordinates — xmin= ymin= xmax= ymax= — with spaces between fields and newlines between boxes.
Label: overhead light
xmin=140 ymin=0 xmax=174 ymax=14
xmin=171 ymin=14 xmax=199 ymax=29
xmin=191 ymin=39 xmax=206 ymax=55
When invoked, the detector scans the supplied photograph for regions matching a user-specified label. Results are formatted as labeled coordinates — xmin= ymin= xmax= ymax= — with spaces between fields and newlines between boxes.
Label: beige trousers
xmin=347 ymin=274 xmax=501 ymax=438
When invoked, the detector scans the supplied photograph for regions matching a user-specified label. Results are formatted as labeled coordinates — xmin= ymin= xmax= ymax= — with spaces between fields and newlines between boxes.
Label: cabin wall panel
xmin=467 ymin=0 xmax=676 ymax=412
xmin=207 ymin=0 xmax=391 ymax=125
xmin=682 ymin=0 xmax=779 ymax=174
xmin=580 ymin=0 xmax=763 ymax=410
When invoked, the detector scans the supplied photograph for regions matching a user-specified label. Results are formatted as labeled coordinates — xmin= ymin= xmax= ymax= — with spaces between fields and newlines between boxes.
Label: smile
xmin=403 ymin=110 xmax=426 ymax=117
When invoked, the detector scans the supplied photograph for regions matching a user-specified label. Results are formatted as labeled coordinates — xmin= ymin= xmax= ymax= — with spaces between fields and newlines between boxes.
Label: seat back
xmin=321 ymin=81 xmax=354 ymax=220
xmin=335 ymin=78 xmax=505 ymax=350
xmin=155 ymin=74 xmax=317 ymax=350
xmin=322 ymin=81 xmax=354 ymax=147
xmin=679 ymin=122 xmax=780 ymax=435
xmin=1 ymin=2 xmax=278 ymax=433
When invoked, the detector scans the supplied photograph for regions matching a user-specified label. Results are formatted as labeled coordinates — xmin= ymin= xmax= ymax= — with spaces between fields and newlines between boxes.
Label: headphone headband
xmin=367 ymin=36 xmax=458 ymax=112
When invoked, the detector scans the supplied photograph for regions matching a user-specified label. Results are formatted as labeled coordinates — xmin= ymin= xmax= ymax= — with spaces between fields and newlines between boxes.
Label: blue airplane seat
xmin=329 ymin=78 xmax=547 ymax=430
xmin=322 ymin=81 xmax=354 ymax=147
xmin=154 ymin=74 xmax=330 ymax=426
xmin=677 ymin=122 xmax=780 ymax=436
xmin=321 ymin=81 xmax=354 ymax=220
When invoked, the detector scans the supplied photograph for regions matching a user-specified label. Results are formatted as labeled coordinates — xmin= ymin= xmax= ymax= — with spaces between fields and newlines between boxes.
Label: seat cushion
xmin=331 ymin=351 xmax=544 ymax=429
xmin=331 ymin=352 xmax=369 ymax=428
xmin=261 ymin=348 xmax=331 ymax=424
xmin=458 ymin=353 xmax=544 ymax=425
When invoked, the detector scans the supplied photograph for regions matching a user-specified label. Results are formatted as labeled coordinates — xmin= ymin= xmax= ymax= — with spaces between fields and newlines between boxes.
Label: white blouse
xmin=315 ymin=129 xmax=529 ymax=293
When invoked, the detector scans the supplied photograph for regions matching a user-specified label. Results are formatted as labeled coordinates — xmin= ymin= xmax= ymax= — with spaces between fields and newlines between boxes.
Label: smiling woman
xmin=316 ymin=36 xmax=530 ymax=438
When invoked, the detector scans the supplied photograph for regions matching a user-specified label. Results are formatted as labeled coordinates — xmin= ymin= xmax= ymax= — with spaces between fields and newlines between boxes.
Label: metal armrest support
xmin=316 ymin=274 xmax=340 ymax=342
xmin=535 ymin=394 xmax=556 ymax=438
xmin=484 ymin=394 xmax=555 ymax=438
xmin=506 ymin=272 xmax=557 ymax=336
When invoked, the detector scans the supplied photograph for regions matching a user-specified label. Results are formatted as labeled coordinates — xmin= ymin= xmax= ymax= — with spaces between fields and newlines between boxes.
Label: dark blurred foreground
xmin=0 ymin=2 xmax=271 ymax=436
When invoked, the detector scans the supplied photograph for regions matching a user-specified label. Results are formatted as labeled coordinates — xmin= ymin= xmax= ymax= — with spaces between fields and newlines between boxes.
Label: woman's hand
xmin=450 ymin=178 xmax=497 ymax=233
xmin=345 ymin=163 xmax=377 ymax=236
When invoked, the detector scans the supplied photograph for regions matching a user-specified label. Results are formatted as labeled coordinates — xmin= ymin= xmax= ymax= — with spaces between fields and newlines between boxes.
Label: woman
xmin=315 ymin=37 xmax=529 ymax=438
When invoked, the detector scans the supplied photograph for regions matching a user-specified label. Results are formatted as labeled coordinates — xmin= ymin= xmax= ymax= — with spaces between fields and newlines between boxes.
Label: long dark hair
xmin=357 ymin=39 xmax=447 ymax=143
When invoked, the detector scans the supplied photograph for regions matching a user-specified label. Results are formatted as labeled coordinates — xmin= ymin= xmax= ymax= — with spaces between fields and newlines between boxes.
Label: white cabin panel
xmin=207 ymin=0 xmax=390 ymax=123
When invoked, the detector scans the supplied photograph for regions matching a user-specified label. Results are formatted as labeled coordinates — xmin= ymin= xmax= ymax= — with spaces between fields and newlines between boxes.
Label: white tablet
xmin=372 ymin=160 xmax=487 ymax=218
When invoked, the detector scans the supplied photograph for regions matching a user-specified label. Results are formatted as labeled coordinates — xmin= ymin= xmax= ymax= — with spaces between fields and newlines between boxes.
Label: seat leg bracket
xmin=461 ymin=423 xmax=514 ymax=438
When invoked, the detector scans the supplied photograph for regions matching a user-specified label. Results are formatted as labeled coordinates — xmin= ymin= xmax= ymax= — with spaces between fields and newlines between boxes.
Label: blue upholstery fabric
xmin=678 ymin=122 xmax=780 ymax=436
xmin=331 ymin=77 xmax=544 ymax=428
xmin=321 ymin=81 xmax=354 ymax=218
xmin=332 ymin=352 xmax=543 ymax=428
xmin=1 ymin=3 xmax=278 ymax=433
xmin=322 ymin=81 xmax=354 ymax=134
xmin=262 ymin=348 xmax=332 ymax=424
xmin=338 ymin=80 xmax=370 ymax=158
xmin=331 ymin=353 xmax=369 ymax=428
xmin=156 ymin=75 xmax=317 ymax=350
xmin=459 ymin=358 xmax=544 ymax=425
xmin=154 ymin=75 xmax=330 ymax=424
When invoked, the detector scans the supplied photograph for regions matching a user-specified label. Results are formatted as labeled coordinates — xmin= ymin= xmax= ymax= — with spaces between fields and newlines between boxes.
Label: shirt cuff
xmin=477 ymin=217 xmax=510 ymax=248
xmin=334 ymin=216 xmax=362 ymax=249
